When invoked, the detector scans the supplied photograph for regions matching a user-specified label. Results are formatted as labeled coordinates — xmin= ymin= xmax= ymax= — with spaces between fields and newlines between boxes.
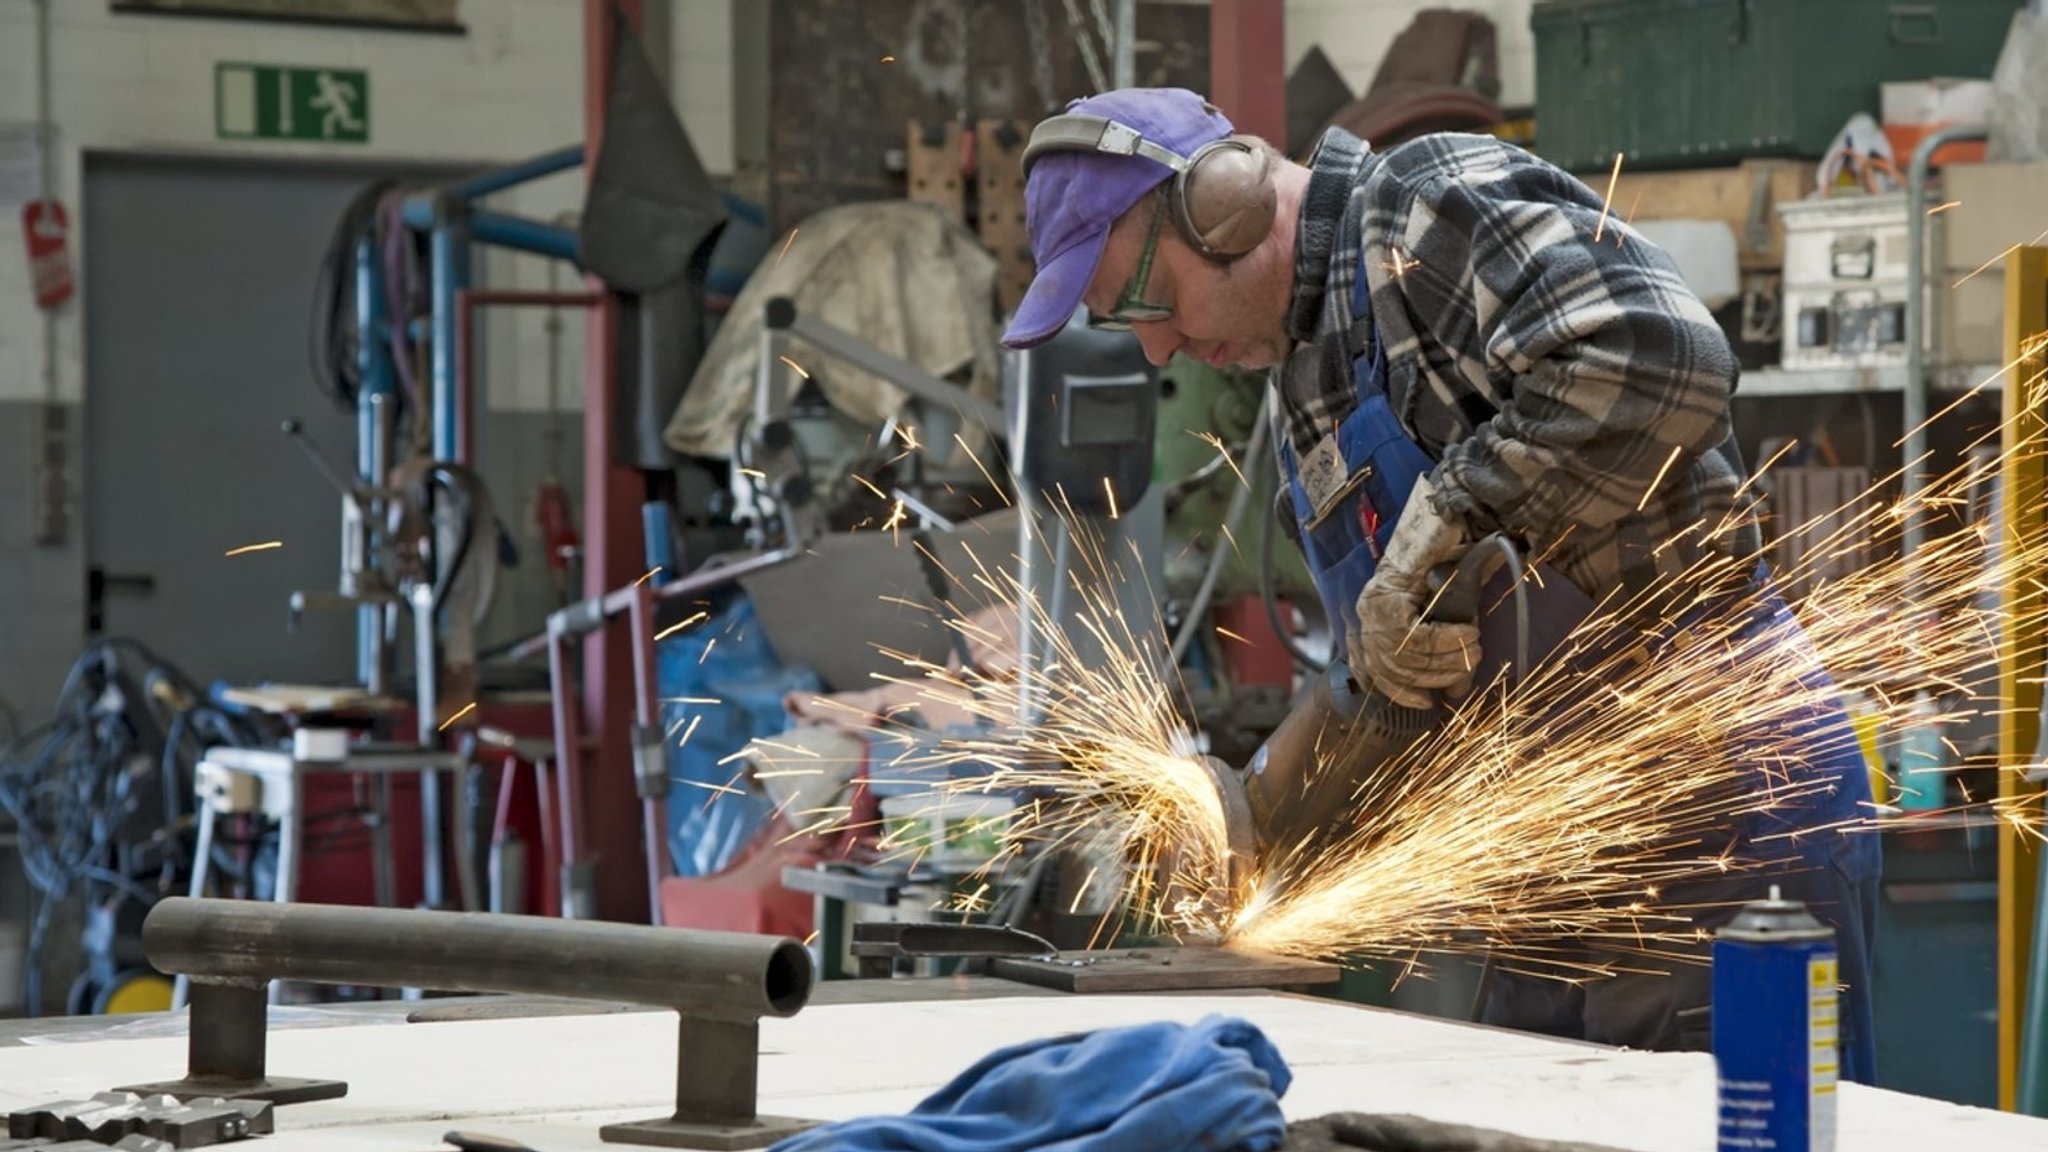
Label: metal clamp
xmin=121 ymin=898 xmax=816 ymax=1150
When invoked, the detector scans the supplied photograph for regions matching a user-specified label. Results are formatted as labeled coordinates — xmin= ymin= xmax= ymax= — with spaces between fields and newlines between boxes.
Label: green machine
xmin=1153 ymin=358 xmax=1315 ymax=606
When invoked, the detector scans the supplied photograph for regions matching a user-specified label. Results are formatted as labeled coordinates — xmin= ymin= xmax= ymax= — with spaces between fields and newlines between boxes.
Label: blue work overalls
xmin=1274 ymin=250 xmax=1881 ymax=1083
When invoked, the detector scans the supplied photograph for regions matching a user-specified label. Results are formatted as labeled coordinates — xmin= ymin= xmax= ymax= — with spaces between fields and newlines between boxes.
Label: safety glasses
xmin=1087 ymin=194 xmax=1172 ymax=331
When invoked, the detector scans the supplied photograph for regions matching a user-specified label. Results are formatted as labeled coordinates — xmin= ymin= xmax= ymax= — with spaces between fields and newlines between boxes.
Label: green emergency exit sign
xmin=215 ymin=63 xmax=369 ymax=144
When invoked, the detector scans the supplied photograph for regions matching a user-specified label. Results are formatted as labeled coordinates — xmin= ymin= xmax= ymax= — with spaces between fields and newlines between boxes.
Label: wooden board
xmin=906 ymin=121 xmax=966 ymax=217
xmin=218 ymin=684 xmax=389 ymax=715
xmin=975 ymin=118 xmax=1033 ymax=313
xmin=989 ymin=945 xmax=1341 ymax=994
xmin=767 ymin=0 xmax=1210 ymax=236
xmin=1578 ymin=158 xmax=1815 ymax=270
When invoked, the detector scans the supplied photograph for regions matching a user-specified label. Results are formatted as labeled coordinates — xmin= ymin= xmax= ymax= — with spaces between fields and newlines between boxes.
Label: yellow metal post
xmin=1999 ymin=246 xmax=2048 ymax=1112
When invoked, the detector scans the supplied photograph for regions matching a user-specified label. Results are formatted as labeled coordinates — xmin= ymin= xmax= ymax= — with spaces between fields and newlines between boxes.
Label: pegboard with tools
xmin=905 ymin=117 xmax=1036 ymax=314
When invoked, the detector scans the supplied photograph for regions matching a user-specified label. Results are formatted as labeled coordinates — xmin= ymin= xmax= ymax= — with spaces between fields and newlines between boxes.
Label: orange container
xmin=1884 ymin=123 xmax=1988 ymax=169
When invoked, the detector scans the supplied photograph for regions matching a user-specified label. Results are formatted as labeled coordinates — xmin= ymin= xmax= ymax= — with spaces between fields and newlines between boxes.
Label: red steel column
xmin=583 ymin=0 xmax=651 ymax=922
xmin=1209 ymin=0 xmax=1285 ymax=146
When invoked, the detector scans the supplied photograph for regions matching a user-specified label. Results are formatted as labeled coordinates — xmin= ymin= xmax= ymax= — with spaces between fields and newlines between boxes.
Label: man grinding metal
xmin=999 ymin=87 xmax=1878 ymax=1080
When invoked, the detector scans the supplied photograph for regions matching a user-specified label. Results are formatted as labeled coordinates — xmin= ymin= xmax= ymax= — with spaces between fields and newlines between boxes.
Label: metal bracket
xmin=598 ymin=1015 xmax=814 ymax=1150
xmin=113 ymin=982 xmax=347 ymax=1106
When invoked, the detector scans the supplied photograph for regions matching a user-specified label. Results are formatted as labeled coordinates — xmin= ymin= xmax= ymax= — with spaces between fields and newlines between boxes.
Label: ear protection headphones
xmin=1020 ymin=113 xmax=1278 ymax=261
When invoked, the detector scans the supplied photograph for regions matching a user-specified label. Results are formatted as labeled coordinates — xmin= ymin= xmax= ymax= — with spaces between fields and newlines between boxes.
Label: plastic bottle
xmin=1896 ymin=691 xmax=1946 ymax=811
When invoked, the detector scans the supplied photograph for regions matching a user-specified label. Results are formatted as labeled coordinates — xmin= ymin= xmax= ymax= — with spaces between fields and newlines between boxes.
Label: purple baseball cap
xmin=1001 ymin=88 xmax=1235 ymax=349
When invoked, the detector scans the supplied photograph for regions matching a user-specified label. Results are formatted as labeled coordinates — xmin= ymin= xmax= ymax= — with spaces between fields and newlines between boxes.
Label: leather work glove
xmin=1288 ymin=1112 xmax=1645 ymax=1152
xmin=1351 ymin=475 xmax=1482 ymax=710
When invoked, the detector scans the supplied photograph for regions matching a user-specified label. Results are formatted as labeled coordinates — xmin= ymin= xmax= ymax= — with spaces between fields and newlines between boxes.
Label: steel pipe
xmin=129 ymin=897 xmax=817 ymax=1148
xmin=144 ymin=897 xmax=809 ymax=1016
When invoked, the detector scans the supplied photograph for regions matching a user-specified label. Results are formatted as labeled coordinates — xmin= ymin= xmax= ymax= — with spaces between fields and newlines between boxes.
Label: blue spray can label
xmin=1713 ymin=885 xmax=1837 ymax=1152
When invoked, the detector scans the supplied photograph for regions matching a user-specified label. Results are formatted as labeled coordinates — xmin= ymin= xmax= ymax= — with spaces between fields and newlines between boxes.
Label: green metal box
xmin=1530 ymin=0 xmax=2025 ymax=172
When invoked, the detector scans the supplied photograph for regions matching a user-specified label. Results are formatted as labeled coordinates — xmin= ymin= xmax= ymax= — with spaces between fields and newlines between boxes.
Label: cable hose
xmin=1170 ymin=389 xmax=1275 ymax=668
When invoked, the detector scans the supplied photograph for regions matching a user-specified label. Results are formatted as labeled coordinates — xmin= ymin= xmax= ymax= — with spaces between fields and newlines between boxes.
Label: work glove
xmin=1350 ymin=475 xmax=1481 ymax=711
xmin=1291 ymin=1112 xmax=1643 ymax=1152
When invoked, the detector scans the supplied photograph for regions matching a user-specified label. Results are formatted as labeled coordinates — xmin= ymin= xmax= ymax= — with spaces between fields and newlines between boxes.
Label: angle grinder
xmin=1202 ymin=536 xmax=1514 ymax=887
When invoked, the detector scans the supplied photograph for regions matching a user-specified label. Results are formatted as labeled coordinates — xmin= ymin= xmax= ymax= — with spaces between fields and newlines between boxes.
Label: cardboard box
xmin=1587 ymin=159 xmax=1815 ymax=271
xmin=1934 ymin=162 xmax=2048 ymax=364
xmin=1883 ymin=79 xmax=1993 ymax=168
xmin=1882 ymin=78 xmax=1994 ymax=130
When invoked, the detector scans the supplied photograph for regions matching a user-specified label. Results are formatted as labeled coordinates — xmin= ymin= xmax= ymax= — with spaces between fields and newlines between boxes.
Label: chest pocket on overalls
xmin=1278 ymin=322 xmax=1436 ymax=641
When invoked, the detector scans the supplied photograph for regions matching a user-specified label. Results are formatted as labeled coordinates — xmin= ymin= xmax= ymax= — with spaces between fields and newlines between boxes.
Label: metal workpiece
xmin=989 ymin=944 xmax=1340 ymax=994
xmin=130 ymin=898 xmax=818 ymax=1150
xmin=9 ymin=1091 xmax=273 ymax=1149
xmin=849 ymin=922 xmax=1057 ymax=978
xmin=0 ymin=1136 xmax=176 ymax=1152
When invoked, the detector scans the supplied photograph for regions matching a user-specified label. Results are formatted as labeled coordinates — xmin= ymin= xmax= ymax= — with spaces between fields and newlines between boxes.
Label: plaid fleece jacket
xmin=1279 ymin=128 xmax=1759 ymax=603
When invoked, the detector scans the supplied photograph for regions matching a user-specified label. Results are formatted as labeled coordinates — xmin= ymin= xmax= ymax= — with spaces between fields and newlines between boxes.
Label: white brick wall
xmin=0 ymin=0 xmax=738 ymax=409
xmin=1287 ymin=0 xmax=1538 ymax=113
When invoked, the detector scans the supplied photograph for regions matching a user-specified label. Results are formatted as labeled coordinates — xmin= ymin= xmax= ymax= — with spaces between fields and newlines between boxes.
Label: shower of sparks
xmin=437 ymin=702 xmax=478 ymax=731
xmin=883 ymin=498 xmax=910 ymax=541
xmin=1223 ymin=353 xmax=2048 ymax=965
xmin=655 ymin=611 xmax=710 ymax=642
xmin=1956 ymin=227 xmax=2048 ymax=289
xmin=740 ymin=344 xmax=2048 ymax=978
xmin=1621 ymin=186 xmax=1645 ymax=240
xmin=1190 ymin=430 xmax=1249 ymax=488
xmin=1384 ymin=247 xmax=1419 ymax=278
xmin=1103 ymin=478 xmax=1120 ymax=520
xmin=677 ymin=714 xmax=703 ymax=749
xmin=1594 ymin=153 xmax=1625 ymax=243
xmin=224 ymin=541 xmax=284 ymax=557
xmin=955 ymin=432 xmax=1013 ymax=505
xmin=738 ymin=468 xmax=767 ymax=481
xmin=778 ymin=355 xmax=812 ymax=379
xmin=774 ymin=228 xmax=798 ymax=268
xmin=1635 ymin=444 xmax=1685 ymax=511
xmin=633 ymin=567 xmax=663 ymax=587
xmin=1927 ymin=200 xmax=1962 ymax=216
xmin=699 ymin=637 xmax=719 ymax=665
xmin=886 ymin=423 xmax=925 ymax=466
xmin=851 ymin=473 xmax=889 ymax=502
xmin=1215 ymin=626 xmax=1250 ymax=645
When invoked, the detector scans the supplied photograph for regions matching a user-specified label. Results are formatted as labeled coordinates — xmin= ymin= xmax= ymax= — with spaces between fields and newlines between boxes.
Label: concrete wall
xmin=0 ymin=1 xmax=738 ymax=722
xmin=1288 ymin=0 xmax=1538 ymax=110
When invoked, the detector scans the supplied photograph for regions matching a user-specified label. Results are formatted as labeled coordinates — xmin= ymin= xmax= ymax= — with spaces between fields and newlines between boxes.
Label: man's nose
xmin=1133 ymin=323 xmax=1181 ymax=367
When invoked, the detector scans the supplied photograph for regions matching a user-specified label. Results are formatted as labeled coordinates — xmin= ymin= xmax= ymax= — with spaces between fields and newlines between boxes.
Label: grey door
xmin=83 ymin=156 xmax=434 ymax=686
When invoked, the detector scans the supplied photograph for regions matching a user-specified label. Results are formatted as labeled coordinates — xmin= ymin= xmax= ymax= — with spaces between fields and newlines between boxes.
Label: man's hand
xmin=1350 ymin=475 xmax=1481 ymax=710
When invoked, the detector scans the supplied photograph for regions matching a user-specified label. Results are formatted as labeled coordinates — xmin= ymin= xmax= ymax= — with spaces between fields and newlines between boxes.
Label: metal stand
xmin=128 ymin=898 xmax=815 ymax=1150
xmin=597 ymin=1017 xmax=814 ymax=1149
xmin=114 ymin=982 xmax=346 ymax=1105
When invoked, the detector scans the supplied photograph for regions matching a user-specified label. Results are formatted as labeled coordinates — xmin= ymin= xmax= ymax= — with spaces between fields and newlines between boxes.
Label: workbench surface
xmin=0 ymin=989 xmax=2041 ymax=1151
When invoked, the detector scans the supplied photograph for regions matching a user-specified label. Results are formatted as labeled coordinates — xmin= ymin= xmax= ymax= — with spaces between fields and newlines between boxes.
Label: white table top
xmin=3 ymin=990 xmax=2043 ymax=1151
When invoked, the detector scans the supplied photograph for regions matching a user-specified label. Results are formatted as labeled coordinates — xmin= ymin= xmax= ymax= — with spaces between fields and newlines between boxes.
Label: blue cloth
xmin=768 ymin=1015 xmax=1292 ymax=1152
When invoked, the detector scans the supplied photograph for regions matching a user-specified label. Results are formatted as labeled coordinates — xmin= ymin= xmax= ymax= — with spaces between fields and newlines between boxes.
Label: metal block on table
xmin=8 ymin=1092 xmax=273 ymax=1148
xmin=989 ymin=945 xmax=1341 ymax=994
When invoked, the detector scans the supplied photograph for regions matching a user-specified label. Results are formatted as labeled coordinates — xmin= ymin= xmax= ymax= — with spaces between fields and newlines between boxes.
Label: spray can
xmin=1713 ymin=886 xmax=1837 ymax=1152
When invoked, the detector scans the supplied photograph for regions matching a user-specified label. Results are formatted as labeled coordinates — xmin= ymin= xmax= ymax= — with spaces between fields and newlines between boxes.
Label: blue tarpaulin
xmin=655 ymin=596 xmax=819 ymax=877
